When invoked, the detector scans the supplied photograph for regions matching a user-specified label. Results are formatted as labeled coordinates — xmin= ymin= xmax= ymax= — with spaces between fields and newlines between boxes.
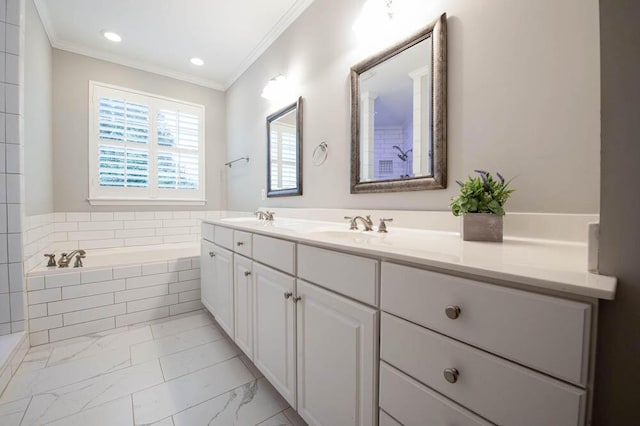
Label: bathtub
xmin=26 ymin=242 xmax=203 ymax=346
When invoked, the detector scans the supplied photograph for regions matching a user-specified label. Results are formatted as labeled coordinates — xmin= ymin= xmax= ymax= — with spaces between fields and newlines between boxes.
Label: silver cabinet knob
xmin=244 ymin=271 xmax=251 ymax=277
xmin=284 ymin=292 xmax=293 ymax=299
xmin=293 ymin=296 xmax=302 ymax=303
xmin=443 ymin=368 xmax=459 ymax=383
xmin=237 ymin=242 xmax=244 ymax=246
xmin=209 ymin=251 xmax=215 ymax=258
xmin=445 ymin=305 xmax=461 ymax=319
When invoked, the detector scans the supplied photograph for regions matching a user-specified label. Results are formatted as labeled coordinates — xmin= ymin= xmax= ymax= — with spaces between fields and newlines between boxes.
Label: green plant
xmin=450 ymin=170 xmax=514 ymax=216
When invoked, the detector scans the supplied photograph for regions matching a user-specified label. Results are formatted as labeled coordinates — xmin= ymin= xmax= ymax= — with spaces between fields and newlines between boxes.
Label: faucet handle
xmin=44 ymin=253 xmax=57 ymax=267
xmin=378 ymin=218 xmax=394 ymax=233
xmin=344 ymin=216 xmax=358 ymax=230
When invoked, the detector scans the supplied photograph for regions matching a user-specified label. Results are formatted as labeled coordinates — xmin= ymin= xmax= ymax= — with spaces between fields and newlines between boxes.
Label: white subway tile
xmin=167 ymin=259 xmax=191 ymax=272
xmin=81 ymin=268 xmax=113 ymax=284
xmin=113 ymin=212 xmax=135 ymax=220
xmin=169 ymin=301 xmax=203 ymax=316
xmin=154 ymin=211 xmax=172 ymax=220
xmin=78 ymin=221 xmax=123 ymax=231
xmin=45 ymin=271 xmax=81 ymax=288
xmin=11 ymin=320 xmax=24 ymax=333
xmin=7 ymin=233 xmax=21 ymax=263
xmin=126 ymin=294 xmax=179 ymax=313
xmin=8 ymin=262 xmax=22 ymax=292
xmin=114 ymin=228 xmax=154 ymax=239
xmin=0 ymin=294 xmax=9 ymax=322
xmin=28 ymin=288 xmax=61 ymax=304
xmin=5 ymin=143 xmax=19 ymax=173
xmin=30 ymin=315 xmax=62 ymax=332
xmin=115 ymin=284 xmax=168 ymax=303
xmin=0 ymin=205 xmax=6 ymax=233
xmin=189 ymin=211 xmax=206 ymax=220
xmin=124 ymin=236 xmax=163 ymax=246
xmin=5 ymin=84 xmax=18 ymax=114
xmin=0 ymin=264 xmax=8 ymax=293
xmin=30 ymin=330 xmax=49 ymax=346
xmin=63 ymin=303 xmax=127 ymax=326
xmin=191 ymin=258 xmax=200 ymax=269
xmin=5 ymin=113 xmax=18 ymax=143
xmin=113 ymin=265 xmax=142 ymax=279
xmin=0 ymin=234 xmax=7 ymax=263
xmin=53 ymin=213 xmax=66 ymax=222
xmin=163 ymin=235 xmax=197 ymax=244
xmin=52 ymin=241 xmax=78 ymax=252
xmin=9 ymin=291 xmax=23 ymax=320
xmin=52 ymin=232 xmax=67 ymax=242
xmin=0 ymin=323 xmax=10 ymax=336
xmin=178 ymin=269 xmax=200 ymax=281
xmin=82 ymin=239 xmax=124 ymax=249
xmin=54 ymin=222 xmax=78 ymax=232
xmin=134 ymin=212 xmax=155 ymax=220
xmin=162 ymin=219 xmax=198 ymax=228
xmin=156 ymin=227 xmax=190 ymax=236
xmin=49 ymin=318 xmax=115 ymax=342
xmin=178 ymin=289 xmax=201 ymax=303
xmin=62 ymin=279 xmax=125 ymax=299
xmin=142 ymin=262 xmax=168 ymax=276
xmin=67 ymin=230 xmax=114 ymax=240
xmin=169 ymin=279 xmax=199 ymax=294
xmin=66 ymin=212 xmax=91 ymax=222
xmin=126 ymin=272 xmax=177 ymax=290
xmin=116 ymin=306 xmax=169 ymax=327
xmin=6 ymin=0 xmax=19 ymax=25
xmin=90 ymin=212 xmax=114 ymax=221
xmin=6 ymin=203 xmax=20 ymax=232
xmin=124 ymin=220 xmax=162 ymax=229
xmin=28 ymin=303 xmax=47 ymax=319
xmin=172 ymin=211 xmax=190 ymax=219
xmin=48 ymin=293 xmax=114 ymax=315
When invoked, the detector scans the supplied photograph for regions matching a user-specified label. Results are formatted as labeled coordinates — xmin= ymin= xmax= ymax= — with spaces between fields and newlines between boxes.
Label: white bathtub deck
xmin=0 ymin=311 xmax=307 ymax=426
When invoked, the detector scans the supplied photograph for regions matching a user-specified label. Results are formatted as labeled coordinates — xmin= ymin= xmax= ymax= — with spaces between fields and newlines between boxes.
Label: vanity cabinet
xmin=296 ymin=279 xmax=378 ymax=426
xmin=252 ymin=262 xmax=297 ymax=406
xmin=233 ymin=255 xmax=253 ymax=357
xmin=200 ymin=240 xmax=216 ymax=312
xmin=200 ymin=235 xmax=234 ymax=338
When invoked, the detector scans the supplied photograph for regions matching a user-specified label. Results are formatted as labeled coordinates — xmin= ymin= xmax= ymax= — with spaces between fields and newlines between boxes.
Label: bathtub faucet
xmin=58 ymin=250 xmax=86 ymax=268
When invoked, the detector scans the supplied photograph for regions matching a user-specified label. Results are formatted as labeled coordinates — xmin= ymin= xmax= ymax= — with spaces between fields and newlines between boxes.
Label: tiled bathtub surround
xmin=26 ymin=256 xmax=202 ymax=346
xmin=23 ymin=213 xmax=54 ymax=273
xmin=0 ymin=331 xmax=28 ymax=396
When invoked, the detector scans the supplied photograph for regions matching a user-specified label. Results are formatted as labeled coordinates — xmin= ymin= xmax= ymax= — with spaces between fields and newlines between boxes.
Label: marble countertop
xmin=203 ymin=215 xmax=617 ymax=300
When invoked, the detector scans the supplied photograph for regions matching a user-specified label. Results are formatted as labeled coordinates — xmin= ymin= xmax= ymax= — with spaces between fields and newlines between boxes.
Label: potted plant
xmin=450 ymin=170 xmax=514 ymax=242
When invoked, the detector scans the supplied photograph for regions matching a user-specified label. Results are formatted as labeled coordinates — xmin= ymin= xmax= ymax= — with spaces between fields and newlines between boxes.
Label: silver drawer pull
xmin=284 ymin=292 xmax=293 ymax=299
xmin=237 ymin=242 xmax=244 ymax=246
xmin=244 ymin=271 xmax=251 ymax=277
xmin=443 ymin=368 xmax=459 ymax=383
xmin=209 ymin=252 xmax=215 ymax=258
xmin=445 ymin=305 xmax=461 ymax=319
xmin=293 ymin=296 xmax=302 ymax=303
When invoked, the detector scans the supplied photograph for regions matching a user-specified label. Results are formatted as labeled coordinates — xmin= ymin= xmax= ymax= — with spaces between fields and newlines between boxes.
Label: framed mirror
xmin=350 ymin=13 xmax=447 ymax=193
xmin=267 ymin=97 xmax=303 ymax=197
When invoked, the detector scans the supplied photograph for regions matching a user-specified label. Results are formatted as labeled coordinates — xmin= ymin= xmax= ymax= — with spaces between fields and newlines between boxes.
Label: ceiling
xmin=34 ymin=0 xmax=315 ymax=90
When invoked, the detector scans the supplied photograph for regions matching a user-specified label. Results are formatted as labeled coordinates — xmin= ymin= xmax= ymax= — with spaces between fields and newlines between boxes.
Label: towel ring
xmin=312 ymin=142 xmax=328 ymax=166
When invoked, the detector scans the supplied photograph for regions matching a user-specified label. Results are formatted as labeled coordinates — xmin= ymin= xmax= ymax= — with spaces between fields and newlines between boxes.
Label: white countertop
xmin=204 ymin=215 xmax=617 ymax=300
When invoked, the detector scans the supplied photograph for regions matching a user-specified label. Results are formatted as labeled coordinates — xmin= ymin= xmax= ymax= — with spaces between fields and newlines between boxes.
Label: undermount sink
xmin=306 ymin=229 xmax=384 ymax=241
xmin=220 ymin=217 xmax=261 ymax=224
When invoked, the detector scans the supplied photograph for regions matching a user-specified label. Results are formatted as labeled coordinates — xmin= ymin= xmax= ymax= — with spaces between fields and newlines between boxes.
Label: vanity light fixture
xmin=261 ymin=75 xmax=290 ymax=101
xmin=102 ymin=31 xmax=122 ymax=43
xmin=190 ymin=57 xmax=204 ymax=66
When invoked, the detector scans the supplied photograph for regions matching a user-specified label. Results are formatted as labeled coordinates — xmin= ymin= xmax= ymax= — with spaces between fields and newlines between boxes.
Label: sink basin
xmin=220 ymin=217 xmax=262 ymax=224
xmin=306 ymin=229 xmax=384 ymax=242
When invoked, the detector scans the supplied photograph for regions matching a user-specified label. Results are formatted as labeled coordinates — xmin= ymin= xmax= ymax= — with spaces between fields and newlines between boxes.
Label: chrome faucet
xmin=344 ymin=215 xmax=374 ymax=231
xmin=254 ymin=210 xmax=275 ymax=222
xmin=58 ymin=250 xmax=86 ymax=268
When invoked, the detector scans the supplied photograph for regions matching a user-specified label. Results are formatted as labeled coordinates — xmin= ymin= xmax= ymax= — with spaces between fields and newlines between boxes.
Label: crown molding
xmin=223 ymin=0 xmax=315 ymax=90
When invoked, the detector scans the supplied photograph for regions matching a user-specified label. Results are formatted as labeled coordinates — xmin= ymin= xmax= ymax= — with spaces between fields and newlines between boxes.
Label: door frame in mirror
xmin=350 ymin=13 xmax=447 ymax=193
xmin=267 ymin=97 xmax=303 ymax=197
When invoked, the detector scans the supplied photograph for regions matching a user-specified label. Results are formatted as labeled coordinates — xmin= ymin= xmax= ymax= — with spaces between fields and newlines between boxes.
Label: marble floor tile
xmin=45 ymin=395 xmax=134 ymax=426
xmin=0 ymin=397 xmax=30 ymax=426
xmin=173 ymin=377 xmax=289 ymax=426
xmin=132 ymin=357 xmax=254 ymax=424
xmin=149 ymin=311 xmax=214 ymax=339
xmin=15 ymin=349 xmax=51 ymax=374
xmin=239 ymin=353 xmax=264 ymax=379
xmin=46 ymin=326 xmax=153 ymax=367
xmin=257 ymin=412 xmax=294 ymax=426
xmin=131 ymin=325 xmax=223 ymax=365
xmin=283 ymin=407 xmax=308 ymax=426
xmin=160 ymin=338 xmax=240 ymax=380
xmin=0 ymin=347 xmax=131 ymax=404
xmin=19 ymin=360 xmax=163 ymax=426
xmin=150 ymin=417 xmax=175 ymax=426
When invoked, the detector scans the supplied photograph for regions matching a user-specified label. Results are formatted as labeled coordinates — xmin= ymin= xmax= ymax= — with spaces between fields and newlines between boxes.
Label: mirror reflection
xmin=267 ymin=97 xmax=302 ymax=197
xmin=359 ymin=38 xmax=431 ymax=181
xmin=351 ymin=13 xmax=447 ymax=193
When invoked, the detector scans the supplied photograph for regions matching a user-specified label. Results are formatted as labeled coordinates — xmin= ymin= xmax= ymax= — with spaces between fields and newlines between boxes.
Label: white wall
xmin=52 ymin=49 xmax=227 ymax=212
xmin=24 ymin=0 xmax=53 ymax=216
xmin=225 ymin=0 xmax=601 ymax=213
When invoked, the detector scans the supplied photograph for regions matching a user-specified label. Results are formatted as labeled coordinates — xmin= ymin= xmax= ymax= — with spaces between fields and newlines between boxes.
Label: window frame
xmin=88 ymin=81 xmax=206 ymax=206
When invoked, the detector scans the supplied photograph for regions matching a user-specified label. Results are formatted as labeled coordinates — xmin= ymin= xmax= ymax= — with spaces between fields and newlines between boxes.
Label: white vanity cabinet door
xmin=214 ymin=225 xmax=234 ymax=250
xmin=212 ymin=245 xmax=234 ymax=338
xmin=296 ymin=280 xmax=378 ymax=426
xmin=233 ymin=254 xmax=253 ymax=358
xmin=200 ymin=240 xmax=216 ymax=314
xmin=253 ymin=262 xmax=297 ymax=407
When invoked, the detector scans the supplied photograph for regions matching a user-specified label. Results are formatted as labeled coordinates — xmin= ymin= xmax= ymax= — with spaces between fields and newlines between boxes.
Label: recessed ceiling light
xmin=103 ymin=31 xmax=122 ymax=43
xmin=190 ymin=57 xmax=204 ymax=66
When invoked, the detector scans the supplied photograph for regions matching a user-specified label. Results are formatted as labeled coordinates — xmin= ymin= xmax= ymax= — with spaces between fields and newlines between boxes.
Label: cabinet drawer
xmin=380 ymin=361 xmax=491 ymax=426
xmin=213 ymin=225 xmax=234 ymax=250
xmin=233 ymin=230 xmax=252 ymax=257
xmin=253 ymin=235 xmax=295 ymax=274
xmin=381 ymin=262 xmax=591 ymax=385
xmin=381 ymin=313 xmax=586 ymax=426
xmin=202 ymin=223 xmax=214 ymax=243
xmin=298 ymin=244 xmax=378 ymax=306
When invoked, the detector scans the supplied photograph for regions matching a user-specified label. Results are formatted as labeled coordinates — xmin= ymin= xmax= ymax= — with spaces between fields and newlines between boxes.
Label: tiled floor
xmin=0 ymin=310 xmax=307 ymax=426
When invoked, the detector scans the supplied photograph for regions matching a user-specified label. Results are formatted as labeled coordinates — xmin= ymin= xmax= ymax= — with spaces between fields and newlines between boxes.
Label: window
xmin=89 ymin=82 xmax=205 ymax=205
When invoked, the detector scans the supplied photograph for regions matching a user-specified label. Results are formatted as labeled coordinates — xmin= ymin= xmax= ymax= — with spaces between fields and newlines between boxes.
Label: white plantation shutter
xmin=270 ymin=123 xmax=298 ymax=190
xmin=89 ymin=82 xmax=205 ymax=204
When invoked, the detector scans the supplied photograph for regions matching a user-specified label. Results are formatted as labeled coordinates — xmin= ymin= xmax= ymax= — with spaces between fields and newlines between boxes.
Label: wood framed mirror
xmin=350 ymin=13 xmax=447 ymax=193
xmin=267 ymin=97 xmax=303 ymax=197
